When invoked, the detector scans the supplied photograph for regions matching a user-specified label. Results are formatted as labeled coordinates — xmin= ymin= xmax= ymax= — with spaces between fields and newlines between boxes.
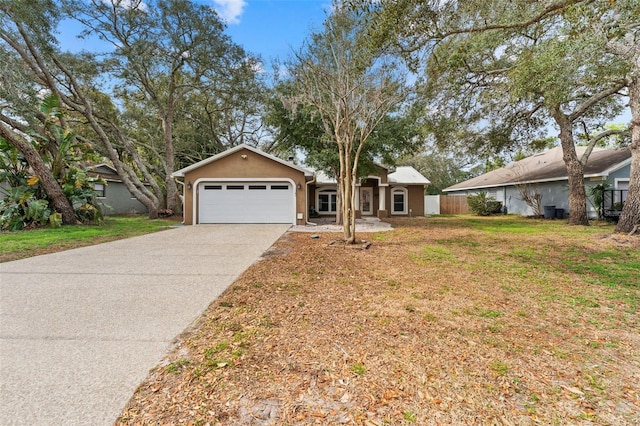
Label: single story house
xmin=171 ymin=144 xmax=430 ymax=225
xmin=87 ymin=164 xmax=148 ymax=215
xmin=443 ymin=146 xmax=631 ymax=218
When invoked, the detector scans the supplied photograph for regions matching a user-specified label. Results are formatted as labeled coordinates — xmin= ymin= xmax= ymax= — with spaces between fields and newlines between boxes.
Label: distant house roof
xmin=444 ymin=146 xmax=631 ymax=192
xmin=389 ymin=166 xmax=431 ymax=185
xmin=314 ymin=170 xmax=337 ymax=185
xmin=313 ymin=165 xmax=429 ymax=186
xmin=171 ymin=143 xmax=314 ymax=178
xmin=87 ymin=164 xmax=122 ymax=182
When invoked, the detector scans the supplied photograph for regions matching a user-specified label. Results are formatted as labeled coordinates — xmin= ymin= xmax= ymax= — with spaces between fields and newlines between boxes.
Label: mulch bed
xmin=118 ymin=218 xmax=640 ymax=425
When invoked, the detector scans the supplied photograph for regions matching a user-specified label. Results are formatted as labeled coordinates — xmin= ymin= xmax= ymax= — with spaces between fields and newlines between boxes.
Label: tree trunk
xmin=552 ymin=107 xmax=589 ymax=226
xmin=0 ymin=126 xmax=77 ymax=225
xmin=161 ymin=114 xmax=179 ymax=212
xmin=342 ymin=167 xmax=354 ymax=243
xmin=615 ymin=74 xmax=640 ymax=233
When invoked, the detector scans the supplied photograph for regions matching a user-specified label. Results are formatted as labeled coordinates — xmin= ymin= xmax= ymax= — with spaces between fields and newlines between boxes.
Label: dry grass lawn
xmin=118 ymin=216 xmax=640 ymax=425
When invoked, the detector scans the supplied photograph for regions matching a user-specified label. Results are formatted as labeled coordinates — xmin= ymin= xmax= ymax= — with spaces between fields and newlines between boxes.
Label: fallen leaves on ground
xmin=118 ymin=216 xmax=640 ymax=425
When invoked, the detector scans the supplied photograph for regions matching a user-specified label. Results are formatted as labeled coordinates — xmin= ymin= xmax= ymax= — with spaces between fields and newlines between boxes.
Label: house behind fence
xmin=441 ymin=147 xmax=631 ymax=219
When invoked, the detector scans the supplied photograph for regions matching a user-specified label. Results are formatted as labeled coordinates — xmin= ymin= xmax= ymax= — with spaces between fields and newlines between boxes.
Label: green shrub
xmin=0 ymin=95 xmax=104 ymax=230
xmin=467 ymin=192 xmax=503 ymax=216
xmin=0 ymin=187 xmax=56 ymax=231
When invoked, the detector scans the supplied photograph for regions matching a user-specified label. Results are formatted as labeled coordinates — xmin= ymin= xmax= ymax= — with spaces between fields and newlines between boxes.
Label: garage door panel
xmin=198 ymin=182 xmax=293 ymax=224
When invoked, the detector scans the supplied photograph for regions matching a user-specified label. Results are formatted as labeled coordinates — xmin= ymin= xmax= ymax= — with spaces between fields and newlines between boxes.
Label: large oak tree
xmin=2 ymin=0 xmax=266 ymax=218
xmin=69 ymin=0 xmax=263 ymax=210
xmin=371 ymin=0 xmax=630 ymax=225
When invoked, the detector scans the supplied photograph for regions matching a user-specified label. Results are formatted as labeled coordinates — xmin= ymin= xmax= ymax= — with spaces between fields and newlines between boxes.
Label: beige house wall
xmin=309 ymin=182 xmax=425 ymax=219
xmin=383 ymin=185 xmax=426 ymax=217
xmin=407 ymin=185 xmax=425 ymax=216
xmin=181 ymin=147 xmax=308 ymax=225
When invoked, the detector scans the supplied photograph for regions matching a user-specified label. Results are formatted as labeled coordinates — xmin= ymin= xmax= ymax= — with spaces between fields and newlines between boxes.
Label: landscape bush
xmin=0 ymin=140 xmax=103 ymax=231
xmin=467 ymin=192 xmax=503 ymax=216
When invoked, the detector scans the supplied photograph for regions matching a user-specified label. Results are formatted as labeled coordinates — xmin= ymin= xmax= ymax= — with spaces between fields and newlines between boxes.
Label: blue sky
xmin=57 ymin=0 xmax=329 ymax=65
xmin=219 ymin=0 xmax=329 ymax=62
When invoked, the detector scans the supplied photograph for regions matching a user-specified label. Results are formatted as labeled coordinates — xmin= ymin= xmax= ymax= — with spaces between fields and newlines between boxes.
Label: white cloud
xmin=212 ymin=0 xmax=247 ymax=25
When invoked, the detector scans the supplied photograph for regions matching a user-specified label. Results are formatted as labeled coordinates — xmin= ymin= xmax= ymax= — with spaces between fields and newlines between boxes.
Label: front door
xmin=360 ymin=187 xmax=373 ymax=215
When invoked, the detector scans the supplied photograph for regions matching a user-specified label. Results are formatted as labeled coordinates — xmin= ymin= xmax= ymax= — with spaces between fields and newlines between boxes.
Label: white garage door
xmin=198 ymin=182 xmax=294 ymax=224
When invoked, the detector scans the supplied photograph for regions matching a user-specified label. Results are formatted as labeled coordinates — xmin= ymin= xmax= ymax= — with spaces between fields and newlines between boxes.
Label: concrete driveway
xmin=0 ymin=224 xmax=289 ymax=426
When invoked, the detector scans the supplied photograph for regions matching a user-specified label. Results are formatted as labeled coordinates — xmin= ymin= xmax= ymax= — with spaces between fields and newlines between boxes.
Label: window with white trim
xmin=317 ymin=189 xmax=337 ymax=213
xmin=615 ymin=179 xmax=629 ymax=190
xmin=391 ymin=187 xmax=407 ymax=215
xmin=615 ymin=179 xmax=629 ymax=204
xmin=94 ymin=183 xmax=106 ymax=198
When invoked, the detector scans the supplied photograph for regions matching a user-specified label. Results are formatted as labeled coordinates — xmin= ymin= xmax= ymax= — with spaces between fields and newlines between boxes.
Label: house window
xmin=317 ymin=189 xmax=337 ymax=213
xmin=392 ymin=188 xmax=407 ymax=215
xmin=94 ymin=183 xmax=106 ymax=198
xmin=614 ymin=179 xmax=629 ymax=204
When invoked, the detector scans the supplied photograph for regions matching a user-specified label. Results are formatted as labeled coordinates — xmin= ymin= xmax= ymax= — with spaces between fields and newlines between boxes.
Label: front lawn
xmin=118 ymin=215 xmax=639 ymax=425
xmin=0 ymin=215 xmax=181 ymax=263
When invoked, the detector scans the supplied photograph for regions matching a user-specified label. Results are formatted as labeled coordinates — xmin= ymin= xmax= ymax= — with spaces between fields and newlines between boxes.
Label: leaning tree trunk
xmin=552 ymin=107 xmax=590 ymax=226
xmin=0 ymin=126 xmax=77 ymax=225
xmin=615 ymin=74 xmax=640 ymax=233
xmin=161 ymin=114 xmax=179 ymax=213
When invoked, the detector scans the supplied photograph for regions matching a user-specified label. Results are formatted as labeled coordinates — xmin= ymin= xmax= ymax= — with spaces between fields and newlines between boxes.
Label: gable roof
xmin=444 ymin=146 xmax=631 ymax=192
xmin=86 ymin=163 xmax=122 ymax=182
xmin=389 ymin=166 xmax=431 ymax=185
xmin=171 ymin=144 xmax=314 ymax=178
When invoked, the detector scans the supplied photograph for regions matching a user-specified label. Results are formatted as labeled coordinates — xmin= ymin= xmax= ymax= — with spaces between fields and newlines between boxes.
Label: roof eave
xmin=443 ymin=173 xmax=615 ymax=192
xmin=171 ymin=144 xmax=313 ymax=178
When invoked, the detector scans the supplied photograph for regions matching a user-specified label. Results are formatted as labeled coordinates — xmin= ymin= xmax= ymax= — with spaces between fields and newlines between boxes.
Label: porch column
xmin=379 ymin=187 xmax=385 ymax=211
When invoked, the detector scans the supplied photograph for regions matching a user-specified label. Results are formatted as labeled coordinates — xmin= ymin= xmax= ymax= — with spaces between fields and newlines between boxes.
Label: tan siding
xmin=182 ymin=148 xmax=307 ymax=224
xmin=385 ymin=185 xmax=425 ymax=216
xmin=407 ymin=186 xmax=425 ymax=216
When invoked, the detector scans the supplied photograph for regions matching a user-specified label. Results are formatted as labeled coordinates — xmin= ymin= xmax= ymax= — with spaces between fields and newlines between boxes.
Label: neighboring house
xmin=0 ymin=179 xmax=9 ymax=195
xmin=86 ymin=164 xmax=148 ymax=215
xmin=171 ymin=144 xmax=430 ymax=225
xmin=443 ymin=146 xmax=631 ymax=219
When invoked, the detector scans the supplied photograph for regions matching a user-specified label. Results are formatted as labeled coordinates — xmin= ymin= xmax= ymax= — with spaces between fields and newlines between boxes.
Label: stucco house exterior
xmin=87 ymin=164 xmax=148 ymax=215
xmin=443 ymin=147 xmax=631 ymax=219
xmin=171 ymin=144 xmax=430 ymax=225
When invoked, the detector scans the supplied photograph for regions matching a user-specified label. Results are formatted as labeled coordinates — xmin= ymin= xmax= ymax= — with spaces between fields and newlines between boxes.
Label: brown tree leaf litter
xmin=118 ymin=217 xmax=640 ymax=425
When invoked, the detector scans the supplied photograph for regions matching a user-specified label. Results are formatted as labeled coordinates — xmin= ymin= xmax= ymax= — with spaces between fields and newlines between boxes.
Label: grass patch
xmin=350 ymin=363 xmax=366 ymax=376
xmin=561 ymin=247 xmax=640 ymax=308
xmin=479 ymin=309 xmax=504 ymax=318
xmin=460 ymin=216 xmax=553 ymax=234
xmin=564 ymin=251 xmax=640 ymax=288
xmin=413 ymin=244 xmax=455 ymax=263
xmin=165 ymin=359 xmax=191 ymax=374
xmin=0 ymin=216 xmax=180 ymax=262
xmin=490 ymin=360 xmax=509 ymax=376
xmin=403 ymin=411 xmax=417 ymax=422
